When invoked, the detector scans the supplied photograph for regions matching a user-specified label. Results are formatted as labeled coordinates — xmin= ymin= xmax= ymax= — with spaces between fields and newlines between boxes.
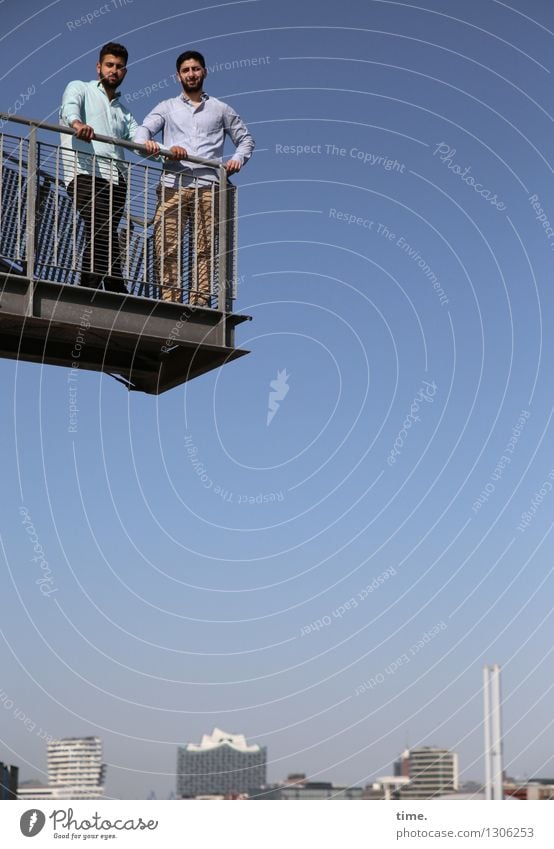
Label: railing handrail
xmin=0 ymin=111 xmax=225 ymax=172
xmin=1 ymin=112 xmax=235 ymax=321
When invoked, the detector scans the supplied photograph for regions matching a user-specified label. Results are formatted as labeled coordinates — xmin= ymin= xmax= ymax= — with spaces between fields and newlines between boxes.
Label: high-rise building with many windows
xmin=47 ymin=736 xmax=106 ymax=799
xmin=395 ymin=746 xmax=459 ymax=799
xmin=177 ymin=728 xmax=266 ymax=798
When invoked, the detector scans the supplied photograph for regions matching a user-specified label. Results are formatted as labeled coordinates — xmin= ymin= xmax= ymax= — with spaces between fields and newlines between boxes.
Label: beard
xmin=182 ymin=79 xmax=203 ymax=94
xmin=101 ymin=75 xmax=120 ymax=91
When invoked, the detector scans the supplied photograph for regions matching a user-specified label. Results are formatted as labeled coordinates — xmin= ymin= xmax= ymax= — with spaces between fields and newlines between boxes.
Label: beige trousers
xmin=153 ymin=185 xmax=216 ymax=304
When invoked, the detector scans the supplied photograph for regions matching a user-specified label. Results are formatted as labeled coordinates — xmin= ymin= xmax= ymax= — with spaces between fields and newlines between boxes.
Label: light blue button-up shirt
xmin=134 ymin=92 xmax=254 ymax=186
xmin=59 ymin=80 xmax=138 ymax=185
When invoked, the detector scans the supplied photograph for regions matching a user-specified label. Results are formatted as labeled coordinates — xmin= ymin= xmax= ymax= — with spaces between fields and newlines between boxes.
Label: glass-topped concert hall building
xmin=177 ymin=728 xmax=267 ymax=798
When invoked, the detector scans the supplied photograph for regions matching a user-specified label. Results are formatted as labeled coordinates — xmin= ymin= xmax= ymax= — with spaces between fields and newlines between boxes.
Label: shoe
xmin=103 ymin=277 xmax=128 ymax=294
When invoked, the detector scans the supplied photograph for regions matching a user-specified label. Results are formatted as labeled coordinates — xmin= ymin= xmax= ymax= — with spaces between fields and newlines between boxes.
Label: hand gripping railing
xmin=0 ymin=112 xmax=232 ymax=314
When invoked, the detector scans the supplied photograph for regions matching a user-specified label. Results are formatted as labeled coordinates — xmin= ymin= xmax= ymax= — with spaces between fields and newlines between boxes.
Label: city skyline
xmin=8 ymin=711 xmax=548 ymax=799
xmin=9 ymin=731 xmax=554 ymax=799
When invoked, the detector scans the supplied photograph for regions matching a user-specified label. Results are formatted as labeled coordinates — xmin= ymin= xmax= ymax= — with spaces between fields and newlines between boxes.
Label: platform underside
xmin=0 ymin=274 xmax=250 ymax=394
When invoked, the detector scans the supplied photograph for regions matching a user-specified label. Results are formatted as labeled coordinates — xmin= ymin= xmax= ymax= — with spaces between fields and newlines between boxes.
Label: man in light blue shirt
xmin=60 ymin=42 xmax=156 ymax=292
xmin=134 ymin=50 xmax=255 ymax=305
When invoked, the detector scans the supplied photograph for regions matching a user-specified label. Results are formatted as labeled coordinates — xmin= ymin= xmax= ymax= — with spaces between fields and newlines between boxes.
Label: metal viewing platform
xmin=0 ymin=113 xmax=249 ymax=394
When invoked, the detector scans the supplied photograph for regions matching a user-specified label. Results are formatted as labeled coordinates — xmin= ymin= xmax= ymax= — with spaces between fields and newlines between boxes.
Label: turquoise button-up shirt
xmin=59 ymin=79 xmax=138 ymax=185
xmin=134 ymin=92 xmax=254 ymax=187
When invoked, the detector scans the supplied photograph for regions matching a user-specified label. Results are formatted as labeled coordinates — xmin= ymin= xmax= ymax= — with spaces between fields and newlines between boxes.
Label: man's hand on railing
xmin=225 ymin=159 xmax=242 ymax=175
xmin=72 ymin=120 xmax=95 ymax=141
xmin=168 ymin=145 xmax=188 ymax=160
xmin=143 ymin=140 xmax=160 ymax=156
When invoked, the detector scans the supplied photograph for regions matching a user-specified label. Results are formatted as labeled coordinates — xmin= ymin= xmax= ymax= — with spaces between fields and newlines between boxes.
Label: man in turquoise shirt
xmin=60 ymin=42 xmax=156 ymax=292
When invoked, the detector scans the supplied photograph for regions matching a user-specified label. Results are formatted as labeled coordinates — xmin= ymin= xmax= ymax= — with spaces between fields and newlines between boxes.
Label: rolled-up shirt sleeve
xmin=60 ymin=80 xmax=85 ymax=127
xmin=134 ymin=106 xmax=167 ymax=144
xmin=125 ymin=111 xmax=139 ymax=141
xmin=223 ymin=105 xmax=254 ymax=166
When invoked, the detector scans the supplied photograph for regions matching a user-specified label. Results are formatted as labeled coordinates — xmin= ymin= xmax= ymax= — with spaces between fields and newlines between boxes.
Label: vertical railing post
xmin=217 ymin=165 xmax=228 ymax=319
xmin=25 ymin=125 xmax=38 ymax=316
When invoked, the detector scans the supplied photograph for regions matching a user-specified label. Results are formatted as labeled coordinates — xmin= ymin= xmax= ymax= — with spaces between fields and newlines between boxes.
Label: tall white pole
xmin=483 ymin=666 xmax=492 ymax=799
xmin=491 ymin=664 xmax=504 ymax=800
xmin=483 ymin=664 xmax=504 ymax=800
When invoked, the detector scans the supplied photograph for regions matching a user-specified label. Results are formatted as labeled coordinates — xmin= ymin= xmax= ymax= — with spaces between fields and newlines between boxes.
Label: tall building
xmin=395 ymin=747 xmax=459 ymax=799
xmin=177 ymin=728 xmax=266 ymax=798
xmin=394 ymin=750 xmax=411 ymax=779
xmin=48 ymin=737 xmax=106 ymax=799
xmin=0 ymin=761 xmax=18 ymax=799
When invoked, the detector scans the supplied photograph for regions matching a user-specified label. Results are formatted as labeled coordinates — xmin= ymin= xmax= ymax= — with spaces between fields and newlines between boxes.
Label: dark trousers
xmin=67 ymin=174 xmax=127 ymax=293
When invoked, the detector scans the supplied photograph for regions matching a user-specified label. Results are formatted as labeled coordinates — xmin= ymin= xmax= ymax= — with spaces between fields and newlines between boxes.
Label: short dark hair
xmin=99 ymin=42 xmax=129 ymax=65
xmin=176 ymin=50 xmax=206 ymax=71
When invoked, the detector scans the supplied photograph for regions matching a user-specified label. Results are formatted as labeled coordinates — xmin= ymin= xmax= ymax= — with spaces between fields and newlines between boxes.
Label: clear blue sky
xmin=1 ymin=0 xmax=553 ymax=799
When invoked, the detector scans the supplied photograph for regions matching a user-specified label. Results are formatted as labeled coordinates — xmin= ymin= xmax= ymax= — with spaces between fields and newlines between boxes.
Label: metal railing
xmin=0 ymin=113 xmax=237 ymax=312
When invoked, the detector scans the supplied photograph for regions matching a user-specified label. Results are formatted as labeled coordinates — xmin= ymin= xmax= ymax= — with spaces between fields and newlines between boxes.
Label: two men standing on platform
xmin=60 ymin=44 xmax=254 ymax=302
